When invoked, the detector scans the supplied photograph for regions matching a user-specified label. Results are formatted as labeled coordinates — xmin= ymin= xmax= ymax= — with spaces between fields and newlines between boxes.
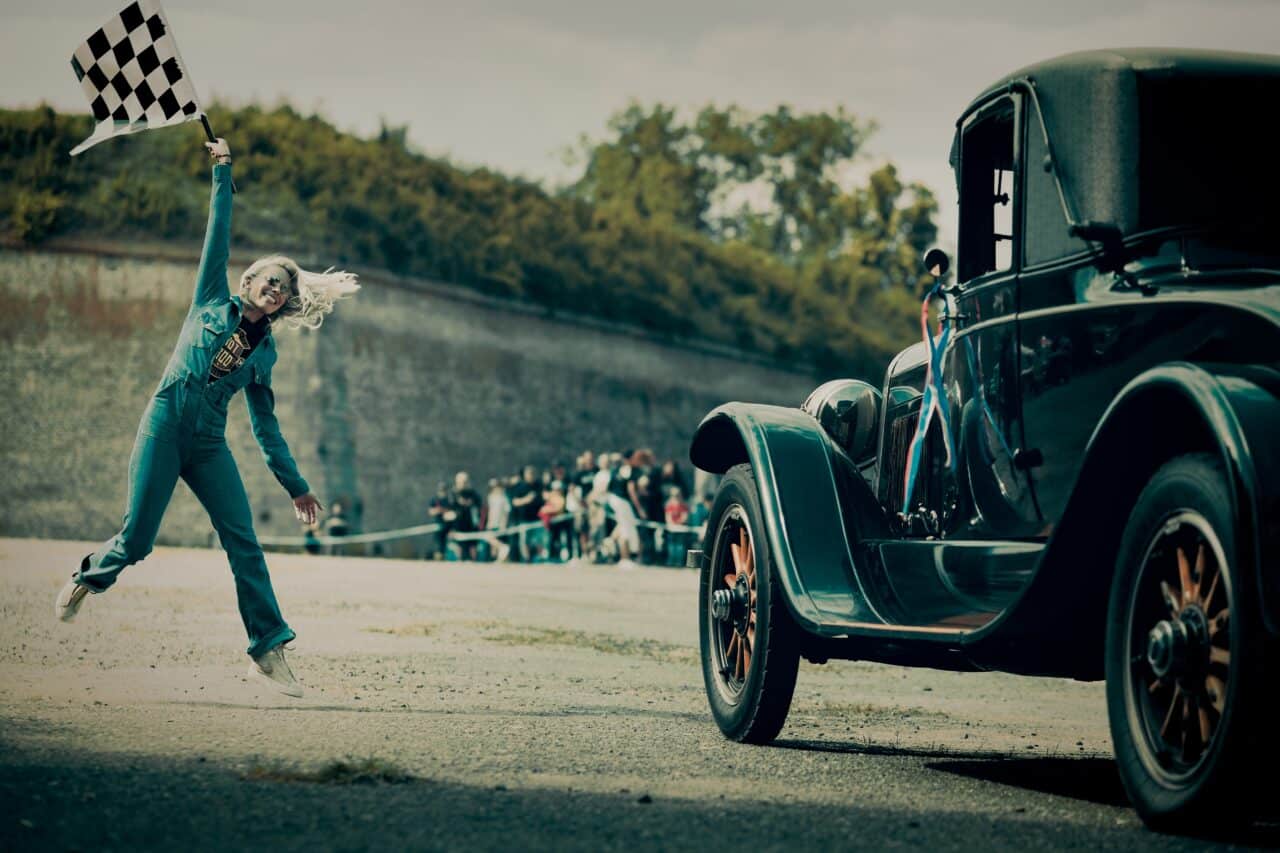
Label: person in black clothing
xmin=626 ymin=449 xmax=659 ymax=563
xmin=657 ymin=459 xmax=688 ymax=503
xmin=450 ymin=471 xmax=483 ymax=560
xmin=509 ymin=466 xmax=540 ymax=522
xmin=427 ymin=481 xmax=453 ymax=560
xmin=572 ymin=452 xmax=596 ymax=558
xmin=546 ymin=480 xmax=573 ymax=560
xmin=642 ymin=474 xmax=665 ymax=525
xmin=302 ymin=520 xmax=323 ymax=556
xmin=574 ymin=453 xmax=597 ymax=495
xmin=610 ymin=454 xmax=632 ymax=503
xmin=324 ymin=502 xmax=349 ymax=538
xmin=508 ymin=465 xmax=540 ymax=561
xmin=324 ymin=502 xmax=349 ymax=557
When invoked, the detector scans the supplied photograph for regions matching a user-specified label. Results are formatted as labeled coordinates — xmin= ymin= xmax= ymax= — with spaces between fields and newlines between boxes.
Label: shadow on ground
xmin=771 ymin=739 xmax=1280 ymax=846
xmin=773 ymin=739 xmax=1126 ymax=807
xmin=928 ymin=757 xmax=1128 ymax=808
xmin=931 ymin=757 xmax=1280 ymax=844
xmin=0 ymin=741 xmax=1247 ymax=852
xmin=772 ymin=736 xmax=1024 ymax=761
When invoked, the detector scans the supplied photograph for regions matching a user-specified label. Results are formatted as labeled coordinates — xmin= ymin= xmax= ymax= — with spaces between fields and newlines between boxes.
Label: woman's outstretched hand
xmin=204 ymin=137 xmax=231 ymax=165
xmin=293 ymin=493 xmax=323 ymax=526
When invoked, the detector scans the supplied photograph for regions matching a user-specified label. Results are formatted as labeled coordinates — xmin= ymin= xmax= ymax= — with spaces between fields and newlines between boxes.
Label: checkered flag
xmin=69 ymin=0 xmax=203 ymax=156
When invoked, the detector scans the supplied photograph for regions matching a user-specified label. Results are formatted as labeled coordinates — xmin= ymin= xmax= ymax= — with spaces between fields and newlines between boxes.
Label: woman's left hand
xmin=293 ymin=493 xmax=323 ymax=526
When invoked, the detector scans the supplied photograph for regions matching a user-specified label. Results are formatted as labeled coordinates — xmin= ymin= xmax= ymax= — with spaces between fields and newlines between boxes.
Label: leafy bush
xmin=9 ymin=189 xmax=63 ymax=244
xmin=0 ymin=103 xmax=934 ymax=375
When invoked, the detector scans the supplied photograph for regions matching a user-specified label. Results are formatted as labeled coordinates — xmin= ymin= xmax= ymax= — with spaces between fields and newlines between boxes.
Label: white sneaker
xmin=55 ymin=578 xmax=91 ymax=622
xmin=617 ymin=558 xmax=639 ymax=571
xmin=248 ymin=645 xmax=303 ymax=698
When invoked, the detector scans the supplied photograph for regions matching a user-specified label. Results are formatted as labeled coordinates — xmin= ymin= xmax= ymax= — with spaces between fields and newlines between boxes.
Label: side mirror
xmin=1068 ymin=220 xmax=1127 ymax=273
xmin=923 ymin=248 xmax=950 ymax=279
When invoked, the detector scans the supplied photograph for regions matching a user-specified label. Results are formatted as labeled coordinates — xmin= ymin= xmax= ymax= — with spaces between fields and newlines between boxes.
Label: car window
xmin=958 ymin=100 xmax=1016 ymax=283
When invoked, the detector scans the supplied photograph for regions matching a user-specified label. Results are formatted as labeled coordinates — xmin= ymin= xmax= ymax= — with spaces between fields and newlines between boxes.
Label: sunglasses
xmin=261 ymin=273 xmax=299 ymax=299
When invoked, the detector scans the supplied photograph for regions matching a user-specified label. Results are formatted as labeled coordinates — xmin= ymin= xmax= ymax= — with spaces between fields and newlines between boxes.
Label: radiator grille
xmin=883 ymin=408 xmax=920 ymax=512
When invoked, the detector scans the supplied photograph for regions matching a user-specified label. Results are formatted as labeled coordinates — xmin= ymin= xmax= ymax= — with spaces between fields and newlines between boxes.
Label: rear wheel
xmin=699 ymin=464 xmax=800 ymax=743
xmin=1106 ymin=453 xmax=1273 ymax=832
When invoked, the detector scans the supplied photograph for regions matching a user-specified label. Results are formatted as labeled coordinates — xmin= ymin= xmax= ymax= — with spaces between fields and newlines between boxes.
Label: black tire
xmin=699 ymin=463 xmax=800 ymax=743
xmin=1105 ymin=453 xmax=1274 ymax=833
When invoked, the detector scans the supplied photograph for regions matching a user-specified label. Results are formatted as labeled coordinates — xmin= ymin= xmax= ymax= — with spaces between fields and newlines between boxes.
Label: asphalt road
xmin=1 ymin=537 xmax=1273 ymax=851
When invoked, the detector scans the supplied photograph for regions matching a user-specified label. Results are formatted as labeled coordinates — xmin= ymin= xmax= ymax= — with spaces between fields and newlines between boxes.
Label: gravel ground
xmin=1 ymin=537 xmax=1273 ymax=851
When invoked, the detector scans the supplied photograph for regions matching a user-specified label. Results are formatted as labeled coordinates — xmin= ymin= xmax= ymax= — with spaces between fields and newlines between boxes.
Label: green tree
xmin=570 ymin=103 xmax=714 ymax=233
xmin=571 ymin=102 xmax=937 ymax=286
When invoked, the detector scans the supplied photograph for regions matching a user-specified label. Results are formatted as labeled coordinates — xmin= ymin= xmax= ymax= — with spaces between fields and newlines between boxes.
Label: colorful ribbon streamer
xmin=900 ymin=283 xmax=957 ymax=515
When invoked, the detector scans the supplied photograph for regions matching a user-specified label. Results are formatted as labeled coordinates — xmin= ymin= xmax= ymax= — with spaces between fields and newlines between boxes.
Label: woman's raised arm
xmin=190 ymin=138 xmax=234 ymax=312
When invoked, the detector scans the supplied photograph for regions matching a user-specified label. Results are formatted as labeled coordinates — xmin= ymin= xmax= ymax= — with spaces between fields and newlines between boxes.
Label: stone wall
xmin=0 ymin=248 xmax=820 ymax=546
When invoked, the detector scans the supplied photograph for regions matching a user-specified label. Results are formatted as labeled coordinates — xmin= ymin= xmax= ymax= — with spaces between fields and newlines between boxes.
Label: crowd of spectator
xmin=422 ymin=450 xmax=714 ymax=568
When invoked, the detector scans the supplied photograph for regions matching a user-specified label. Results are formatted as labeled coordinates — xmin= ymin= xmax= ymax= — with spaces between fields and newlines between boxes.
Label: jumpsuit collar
xmin=229 ymin=295 xmax=275 ymax=342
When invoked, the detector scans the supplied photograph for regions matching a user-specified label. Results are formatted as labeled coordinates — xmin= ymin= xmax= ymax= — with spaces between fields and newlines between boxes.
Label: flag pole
xmin=199 ymin=114 xmax=237 ymax=194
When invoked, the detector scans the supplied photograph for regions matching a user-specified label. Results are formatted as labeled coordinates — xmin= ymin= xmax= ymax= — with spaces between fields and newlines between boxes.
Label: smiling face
xmin=244 ymin=263 xmax=298 ymax=316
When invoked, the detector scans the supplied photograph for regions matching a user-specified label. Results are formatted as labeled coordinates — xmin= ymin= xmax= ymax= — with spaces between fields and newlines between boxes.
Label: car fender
xmin=1201 ymin=365 xmax=1280 ymax=634
xmin=690 ymin=403 xmax=891 ymax=635
xmin=968 ymin=361 xmax=1280 ymax=676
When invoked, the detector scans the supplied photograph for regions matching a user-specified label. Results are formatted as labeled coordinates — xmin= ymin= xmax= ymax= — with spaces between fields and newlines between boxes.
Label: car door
xmin=932 ymin=92 xmax=1042 ymax=541
xmin=865 ymin=94 xmax=1047 ymax=624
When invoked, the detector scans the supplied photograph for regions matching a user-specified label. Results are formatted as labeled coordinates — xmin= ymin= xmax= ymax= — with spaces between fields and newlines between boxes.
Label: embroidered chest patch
xmin=209 ymin=327 xmax=251 ymax=381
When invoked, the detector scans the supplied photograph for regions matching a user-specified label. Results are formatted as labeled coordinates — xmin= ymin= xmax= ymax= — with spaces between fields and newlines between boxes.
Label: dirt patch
xmin=818 ymin=701 xmax=948 ymax=720
xmin=364 ymin=623 xmax=434 ymax=637
xmin=242 ymin=757 xmax=417 ymax=785
xmin=483 ymin=626 xmax=698 ymax=665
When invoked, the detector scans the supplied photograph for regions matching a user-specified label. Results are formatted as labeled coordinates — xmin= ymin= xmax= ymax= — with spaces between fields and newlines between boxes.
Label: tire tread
xmin=702 ymin=463 xmax=800 ymax=744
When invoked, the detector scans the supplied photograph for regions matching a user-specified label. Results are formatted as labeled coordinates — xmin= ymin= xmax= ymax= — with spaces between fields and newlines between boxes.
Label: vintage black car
xmin=688 ymin=48 xmax=1280 ymax=831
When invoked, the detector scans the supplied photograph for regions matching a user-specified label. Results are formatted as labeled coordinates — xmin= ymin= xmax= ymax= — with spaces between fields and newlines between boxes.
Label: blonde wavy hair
xmin=239 ymin=255 xmax=360 ymax=331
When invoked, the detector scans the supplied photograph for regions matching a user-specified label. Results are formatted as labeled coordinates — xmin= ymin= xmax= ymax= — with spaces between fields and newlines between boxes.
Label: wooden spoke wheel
xmin=1126 ymin=512 xmax=1231 ymax=779
xmin=1106 ymin=453 xmax=1273 ymax=832
xmin=709 ymin=506 xmax=758 ymax=695
xmin=699 ymin=464 xmax=799 ymax=744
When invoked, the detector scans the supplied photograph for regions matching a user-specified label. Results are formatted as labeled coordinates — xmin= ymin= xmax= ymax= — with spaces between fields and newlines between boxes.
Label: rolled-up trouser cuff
xmin=247 ymin=625 xmax=296 ymax=659
xmin=72 ymin=554 xmax=109 ymax=593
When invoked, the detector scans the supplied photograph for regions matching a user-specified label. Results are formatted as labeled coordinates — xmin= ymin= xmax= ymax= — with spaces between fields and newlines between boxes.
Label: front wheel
xmin=1106 ymin=453 xmax=1273 ymax=832
xmin=699 ymin=464 xmax=800 ymax=744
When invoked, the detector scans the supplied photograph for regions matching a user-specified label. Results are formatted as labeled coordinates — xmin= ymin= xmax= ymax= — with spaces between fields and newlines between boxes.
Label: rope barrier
xmin=258 ymin=509 xmax=706 ymax=549
xmin=258 ymin=521 xmax=442 ymax=548
xmin=636 ymin=518 xmax=703 ymax=533
xmin=447 ymin=515 xmax=571 ymax=542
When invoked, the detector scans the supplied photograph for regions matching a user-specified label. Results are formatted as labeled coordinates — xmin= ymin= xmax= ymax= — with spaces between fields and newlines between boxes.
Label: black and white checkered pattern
xmin=69 ymin=0 xmax=201 ymax=155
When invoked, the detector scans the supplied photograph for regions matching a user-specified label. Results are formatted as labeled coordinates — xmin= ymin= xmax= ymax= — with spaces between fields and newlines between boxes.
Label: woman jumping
xmin=54 ymin=137 xmax=359 ymax=698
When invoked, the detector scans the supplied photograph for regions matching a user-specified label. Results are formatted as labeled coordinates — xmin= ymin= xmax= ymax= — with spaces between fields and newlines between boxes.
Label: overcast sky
xmin=4 ymin=0 xmax=1278 ymax=247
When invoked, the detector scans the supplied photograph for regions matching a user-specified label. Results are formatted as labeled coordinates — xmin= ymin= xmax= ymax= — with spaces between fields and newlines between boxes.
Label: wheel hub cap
xmin=1146 ymin=606 xmax=1210 ymax=684
xmin=1146 ymin=619 xmax=1188 ymax=681
xmin=712 ymin=577 xmax=750 ymax=627
xmin=711 ymin=589 xmax=732 ymax=621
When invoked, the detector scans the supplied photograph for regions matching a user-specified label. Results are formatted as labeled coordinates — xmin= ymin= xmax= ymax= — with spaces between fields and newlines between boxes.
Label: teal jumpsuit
xmin=75 ymin=163 xmax=309 ymax=658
